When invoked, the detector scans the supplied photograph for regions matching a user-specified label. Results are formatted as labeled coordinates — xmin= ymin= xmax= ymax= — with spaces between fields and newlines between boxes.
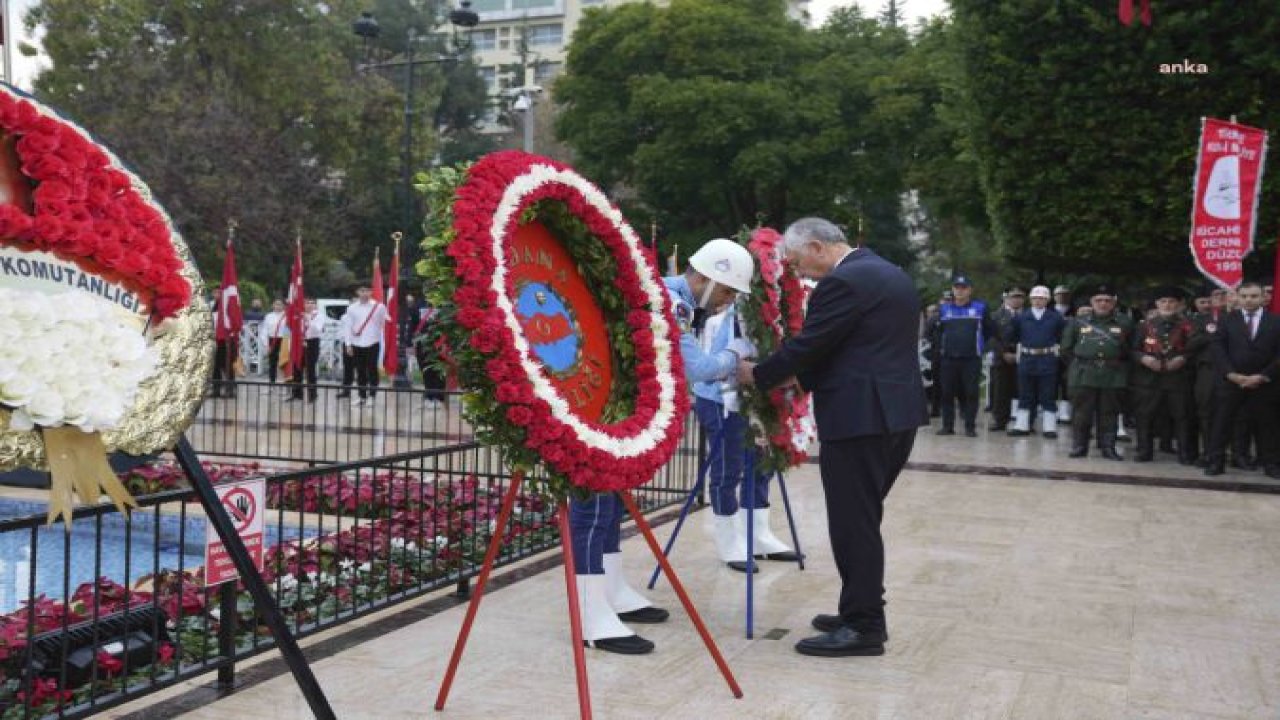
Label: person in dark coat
xmin=931 ymin=276 xmax=995 ymax=437
xmin=1203 ymin=281 xmax=1280 ymax=478
xmin=1006 ymin=285 xmax=1066 ymax=437
xmin=1130 ymin=287 xmax=1199 ymax=464
xmin=988 ymin=286 xmax=1026 ymax=431
xmin=740 ymin=217 xmax=927 ymax=658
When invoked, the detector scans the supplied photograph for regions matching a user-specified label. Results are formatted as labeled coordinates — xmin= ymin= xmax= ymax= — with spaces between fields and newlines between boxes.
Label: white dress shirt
xmin=342 ymin=300 xmax=387 ymax=348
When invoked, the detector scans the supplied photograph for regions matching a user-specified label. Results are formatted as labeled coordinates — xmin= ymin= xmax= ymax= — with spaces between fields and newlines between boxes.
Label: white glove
xmin=726 ymin=337 xmax=757 ymax=359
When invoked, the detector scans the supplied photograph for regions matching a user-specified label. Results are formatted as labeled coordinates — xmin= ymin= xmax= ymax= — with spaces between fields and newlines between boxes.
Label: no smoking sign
xmin=205 ymin=477 xmax=266 ymax=586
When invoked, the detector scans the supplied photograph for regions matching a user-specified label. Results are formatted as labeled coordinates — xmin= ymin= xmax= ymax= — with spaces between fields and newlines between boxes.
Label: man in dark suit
xmin=739 ymin=217 xmax=927 ymax=658
xmin=1204 ymin=281 xmax=1280 ymax=478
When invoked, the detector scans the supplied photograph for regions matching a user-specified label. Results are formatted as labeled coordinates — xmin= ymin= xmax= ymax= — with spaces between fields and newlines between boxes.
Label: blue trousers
xmin=694 ymin=397 xmax=770 ymax=515
xmin=568 ymin=492 xmax=623 ymax=575
xmin=1017 ymin=369 xmax=1058 ymax=414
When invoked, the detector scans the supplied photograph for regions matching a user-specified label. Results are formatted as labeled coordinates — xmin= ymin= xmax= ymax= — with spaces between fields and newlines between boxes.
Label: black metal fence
xmin=189 ymin=379 xmax=474 ymax=466
xmin=0 ymin=417 xmax=702 ymax=718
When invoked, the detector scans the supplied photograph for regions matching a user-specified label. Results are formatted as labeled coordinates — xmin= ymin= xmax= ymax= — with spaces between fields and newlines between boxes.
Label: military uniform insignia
xmin=1207 ymin=323 xmax=1217 ymax=333
xmin=674 ymin=302 xmax=692 ymax=333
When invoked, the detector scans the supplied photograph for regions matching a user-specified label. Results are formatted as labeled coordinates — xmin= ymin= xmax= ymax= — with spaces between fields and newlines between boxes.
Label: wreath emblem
xmin=737 ymin=227 xmax=816 ymax=473
xmin=419 ymin=151 xmax=689 ymax=496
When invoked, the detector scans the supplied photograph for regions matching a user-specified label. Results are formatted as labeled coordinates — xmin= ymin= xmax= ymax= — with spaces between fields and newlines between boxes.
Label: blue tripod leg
xmin=776 ymin=470 xmax=805 ymax=571
xmin=745 ymin=449 xmax=756 ymax=639
xmin=647 ymin=426 xmax=721 ymax=590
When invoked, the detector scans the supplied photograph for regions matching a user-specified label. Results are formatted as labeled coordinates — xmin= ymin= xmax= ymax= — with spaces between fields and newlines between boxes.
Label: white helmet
xmin=1030 ymin=285 xmax=1051 ymax=300
xmin=688 ymin=238 xmax=754 ymax=294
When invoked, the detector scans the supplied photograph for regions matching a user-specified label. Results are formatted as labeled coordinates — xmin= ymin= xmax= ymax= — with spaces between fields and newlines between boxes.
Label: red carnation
xmin=506 ymin=405 xmax=534 ymax=426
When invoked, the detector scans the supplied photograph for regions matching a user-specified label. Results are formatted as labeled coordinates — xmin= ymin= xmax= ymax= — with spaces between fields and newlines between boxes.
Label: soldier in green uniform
xmin=1061 ymin=284 xmax=1133 ymax=460
xmin=1130 ymin=287 xmax=1200 ymax=464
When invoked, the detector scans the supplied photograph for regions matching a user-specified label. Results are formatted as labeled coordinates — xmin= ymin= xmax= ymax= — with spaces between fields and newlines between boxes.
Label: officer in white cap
xmin=1007 ymin=285 xmax=1067 ymax=437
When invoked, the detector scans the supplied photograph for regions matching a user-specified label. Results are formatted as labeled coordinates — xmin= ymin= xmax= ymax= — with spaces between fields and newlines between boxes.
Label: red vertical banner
xmin=384 ymin=236 xmax=400 ymax=375
xmin=1189 ymin=117 xmax=1268 ymax=290
xmin=286 ymin=238 xmax=305 ymax=373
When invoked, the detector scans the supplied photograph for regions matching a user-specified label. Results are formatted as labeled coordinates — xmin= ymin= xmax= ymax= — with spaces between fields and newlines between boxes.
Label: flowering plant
xmin=737 ymin=227 xmax=816 ymax=473
xmin=0 ymin=287 xmax=158 ymax=432
xmin=417 ymin=151 xmax=689 ymax=497
xmin=0 ymin=86 xmax=191 ymax=320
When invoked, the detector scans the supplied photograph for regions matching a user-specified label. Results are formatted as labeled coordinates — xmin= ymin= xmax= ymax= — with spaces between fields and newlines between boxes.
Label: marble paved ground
xmin=106 ymin=439 xmax=1280 ymax=720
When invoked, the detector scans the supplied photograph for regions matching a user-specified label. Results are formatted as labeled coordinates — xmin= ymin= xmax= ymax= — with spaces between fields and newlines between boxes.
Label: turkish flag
xmin=215 ymin=238 xmax=243 ymax=341
xmin=383 ymin=245 xmax=400 ymax=375
xmin=286 ymin=240 xmax=305 ymax=373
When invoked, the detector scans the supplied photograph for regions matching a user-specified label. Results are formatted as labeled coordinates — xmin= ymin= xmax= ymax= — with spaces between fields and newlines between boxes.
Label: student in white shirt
xmin=260 ymin=299 xmax=288 ymax=384
xmin=340 ymin=285 xmax=388 ymax=405
xmin=288 ymin=299 xmax=328 ymax=402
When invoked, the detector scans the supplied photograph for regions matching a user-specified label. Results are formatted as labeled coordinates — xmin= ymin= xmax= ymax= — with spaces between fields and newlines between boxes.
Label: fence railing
xmin=188 ymin=379 xmax=474 ymax=466
xmin=0 ymin=419 xmax=702 ymax=718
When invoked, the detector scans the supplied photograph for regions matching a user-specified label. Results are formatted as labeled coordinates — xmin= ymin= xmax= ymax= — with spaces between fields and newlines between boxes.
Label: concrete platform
xmin=105 ymin=431 xmax=1280 ymax=720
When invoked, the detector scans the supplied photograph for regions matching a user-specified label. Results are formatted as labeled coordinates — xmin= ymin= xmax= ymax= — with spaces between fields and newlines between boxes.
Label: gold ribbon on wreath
xmin=42 ymin=426 xmax=138 ymax=528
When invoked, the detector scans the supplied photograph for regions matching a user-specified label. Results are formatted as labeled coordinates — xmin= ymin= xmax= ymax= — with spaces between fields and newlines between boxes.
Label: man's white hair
xmin=783 ymin=217 xmax=847 ymax=249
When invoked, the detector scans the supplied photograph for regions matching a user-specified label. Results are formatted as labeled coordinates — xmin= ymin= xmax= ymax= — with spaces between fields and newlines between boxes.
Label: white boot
xmin=1041 ymin=410 xmax=1059 ymax=438
xmin=1117 ymin=415 xmax=1131 ymax=441
xmin=602 ymin=553 xmax=650 ymax=614
xmin=1057 ymin=400 xmax=1072 ymax=422
xmin=747 ymin=507 xmax=797 ymax=558
xmin=1010 ymin=399 xmax=1019 ymax=419
xmin=713 ymin=513 xmax=747 ymax=563
xmin=1009 ymin=408 xmax=1031 ymax=436
xmin=575 ymin=574 xmax=631 ymax=642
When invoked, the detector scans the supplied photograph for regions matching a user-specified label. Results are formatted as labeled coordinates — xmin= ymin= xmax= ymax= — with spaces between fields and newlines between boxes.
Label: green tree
xmin=555 ymin=1 xmax=925 ymax=269
xmin=950 ymin=0 xmax=1280 ymax=279
xmin=23 ymin=0 xmax=489 ymax=294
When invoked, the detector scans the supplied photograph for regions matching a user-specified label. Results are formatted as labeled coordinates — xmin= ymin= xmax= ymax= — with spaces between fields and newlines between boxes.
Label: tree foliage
xmin=24 ymin=0 xmax=491 ymax=295
xmin=950 ymin=0 xmax=1280 ymax=279
xmin=554 ymin=0 xmax=926 ymax=268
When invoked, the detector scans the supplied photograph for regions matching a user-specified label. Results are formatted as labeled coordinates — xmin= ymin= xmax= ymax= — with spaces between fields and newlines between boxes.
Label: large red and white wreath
xmin=738 ymin=227 xmax=815 ymax=472
xmin=421 ymin=151 xmax=689 ymax=495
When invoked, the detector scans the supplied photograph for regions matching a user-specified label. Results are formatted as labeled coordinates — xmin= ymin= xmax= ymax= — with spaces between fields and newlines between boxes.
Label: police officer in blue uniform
xmin=567 ymin=238 xmax=758 ymax=655
xmin=932 ymin=275 xmax=995 ymax=437
xmin=1006 ymin=285 xmax=1067 ymax=437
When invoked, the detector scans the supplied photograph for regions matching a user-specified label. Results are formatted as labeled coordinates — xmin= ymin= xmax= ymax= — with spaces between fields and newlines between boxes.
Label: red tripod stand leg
xmin=619 ymin=491 xmax=744 ymax=699
xmin=434 ymin=471 xmax=524 ymax=711
xmin=557 ymin=501 xmax=593 ymax=720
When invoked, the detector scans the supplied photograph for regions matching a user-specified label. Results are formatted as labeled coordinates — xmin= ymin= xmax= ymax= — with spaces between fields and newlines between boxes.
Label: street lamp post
xmin=354 ymin=3 xmax=478 ymax=387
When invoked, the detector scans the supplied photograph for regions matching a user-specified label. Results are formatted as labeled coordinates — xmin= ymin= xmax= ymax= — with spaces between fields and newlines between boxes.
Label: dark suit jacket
xmin=1212 ymin=309 xmax=1280 ymax=381
xmin=753 ymin=248 xmax=928 ymax=441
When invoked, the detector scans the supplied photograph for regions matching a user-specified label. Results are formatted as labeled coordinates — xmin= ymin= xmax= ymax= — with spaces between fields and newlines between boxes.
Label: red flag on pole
xmin=371 ymin=248 xmax=386 ymax=371
xmin=215 ymin=224 xmax=243 ymax=342
xmin=286 ymin=237 xmax=305 ymax=374
xmin=1189 ymin=117 xmax=1268 ymax=290
xmin=383 ymin=234 xmax=401 ymax=376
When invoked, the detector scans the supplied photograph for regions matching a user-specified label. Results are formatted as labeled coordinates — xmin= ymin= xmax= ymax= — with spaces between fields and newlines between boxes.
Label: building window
xmin=471 ymin=29 xmax=497 ymax=50
xmin=479 ymin=66 xmax=497 ymax=92
xmin=471 ymin=0 xmax=505 ymax=11
xmin=533 ymin=61 xmax=561 ymax=84
xmin=526 ymin=24 xmax=562 ymax=46
xmin=499 ymin=39 xmax=510 ymax=50
xmin=513 ymin=0 xmax=556 ymax=8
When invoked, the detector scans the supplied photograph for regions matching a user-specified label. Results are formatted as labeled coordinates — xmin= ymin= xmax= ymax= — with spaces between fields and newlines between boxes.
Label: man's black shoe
xmin=1043 ymin=431 xmax=1058 ymax=439
xmin=936 ymin=427 xmax=955 ymax=436
xmin=1100 ymin=448 xmax=1124 ymax=461
xmin=617 ymin=606 xmax=669 ymax=624
xmin=794 ymin=627 xmax=885 ymax=657
xmin=1204 ymin=463 xmax=1225 ymax=477
xmin=989 ymin=423 xmax=1006 ymax=432
xmin=1007 ymin=429 xmax=1030 ymax=437
xmin=583 ymin=634 xmax=654 ymax=655
xmin=964 ymin=428 xmax=978 ymax=438
xmin=726 ymin=561 xmax=760 ymax=573
xmin=810 ymin=614 xmax=889 ymax=642
xmin=1068 ymin=447 xmax=1087 ymax=458
xmin=1134 ymin=452 xmax=1153 ymax=463
xmin=1194 ymin=457 xmax=1210 ymax=468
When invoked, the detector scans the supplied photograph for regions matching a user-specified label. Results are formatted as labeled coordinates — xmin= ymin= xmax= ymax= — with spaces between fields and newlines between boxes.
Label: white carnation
xmin=0 ymin=287 xmax=158 ymax=433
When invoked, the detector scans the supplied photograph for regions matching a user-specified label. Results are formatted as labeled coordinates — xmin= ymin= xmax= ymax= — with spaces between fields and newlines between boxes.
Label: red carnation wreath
xmin=0 ymin=89 xmax=190 ymax=319
xmin=738 ymin=227 xmax=816 ymax=473
xmin=419 ymin=151 xmax=689 ymax=496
